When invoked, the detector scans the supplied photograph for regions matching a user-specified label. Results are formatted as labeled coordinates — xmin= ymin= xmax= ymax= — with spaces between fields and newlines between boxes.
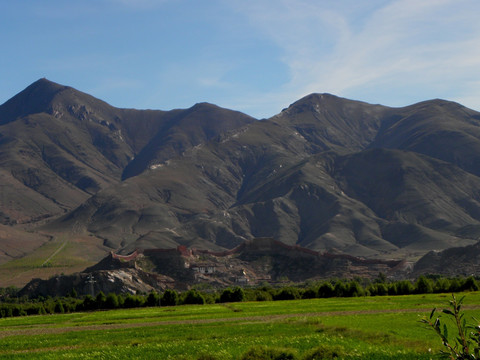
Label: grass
xmin=0 ymin=234 xmax=105 ymax=287
xmin=1 ymin=293 xmax=479 ymax=359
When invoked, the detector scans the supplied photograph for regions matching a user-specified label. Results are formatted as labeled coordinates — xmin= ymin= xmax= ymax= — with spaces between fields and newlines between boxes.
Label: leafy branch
xmin=421 ymin=294 xmax=480 ymax=359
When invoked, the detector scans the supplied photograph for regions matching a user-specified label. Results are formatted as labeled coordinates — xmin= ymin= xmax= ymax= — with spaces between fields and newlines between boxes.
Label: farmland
xmin=1 ymin=293 xmax=480 ymax=359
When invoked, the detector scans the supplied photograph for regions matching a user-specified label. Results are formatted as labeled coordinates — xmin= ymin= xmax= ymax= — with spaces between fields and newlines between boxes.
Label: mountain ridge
xmin=2 ymin=79 xmax=480 ymax=285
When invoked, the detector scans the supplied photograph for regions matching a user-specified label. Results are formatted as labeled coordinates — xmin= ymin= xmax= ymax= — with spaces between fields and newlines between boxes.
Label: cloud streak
xmin=232 ymin=0 xmax=480 ymax=113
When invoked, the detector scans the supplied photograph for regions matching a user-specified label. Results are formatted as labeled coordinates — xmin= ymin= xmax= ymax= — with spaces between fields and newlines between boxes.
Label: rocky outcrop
xmin=413 ymin=241 xmax=480 ymax=276
xmin=19 ymin=268 xmax=174 ymax=298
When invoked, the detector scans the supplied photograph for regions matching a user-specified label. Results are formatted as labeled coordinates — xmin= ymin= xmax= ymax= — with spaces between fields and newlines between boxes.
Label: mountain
xmin=49 ymin=93 xmax=480 ymax=259
xmin=0 ymin=79 xmax=254 ymax=268
xmin=2 ymin=79 xmax=480 ymax=285
xmin=413 ymin=241 xmax=480 ymax=276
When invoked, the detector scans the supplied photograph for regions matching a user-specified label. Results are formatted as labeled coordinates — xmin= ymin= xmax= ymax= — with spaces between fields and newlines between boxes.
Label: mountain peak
xmin=0 ymin=78 xmax=68 ymax=124
xmin=17 ymin=78 xmax=68 ymax=100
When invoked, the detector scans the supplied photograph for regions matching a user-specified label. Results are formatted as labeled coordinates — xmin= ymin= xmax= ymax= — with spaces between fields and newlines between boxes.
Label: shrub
xmin=301 ymin=288 xmax=317 ymax=299
xmin=105 ymin=293 xmax=120 ymax=309
xmin=317 ymin=282 xmax=334 ymax=298
xmin=54 ymin=301 xmax=65 ymax=314
xmin=396 ymin=280 xmax=414 ymax=295
xmin=346 ymin=280 xmax=364 ymax=297
xmin=303 ymin=344 xmax=345 ymax=359
xmin=183 ymin=289 xmax=205 ymax=305
xmin=462 ymin=276 xmax=479 ymax=292
xmin=415 ymin=276 xmax=433 ymax=294
xmin=253 ymin=290 xmax=273 ymax=302
xmin=421 ymin=294 xmax=480 ymax=359
xmin=367 ymin=283 xmax=388 ymax=296
xmin=146 ymin=291 xmax=160 ymax=307
xmin=220 ymin=287 xmax=245 ymax=303
xmin=123 ymin=293 xmax=145 ymax=308
xmin=274 ymin=287 xmax=300 ymax=301
xmin=240 ymin=345 xmax=297 ymax=360
xmin=161 ymin=289 xmax=178 ymax=306
xmin=333 ymin=281 xmax=348 ymax=297
xmin=448 ymin=278 xmax=462 ymax=293
xmin=82 ymin=295 xmax=97 ymax=311
xmin=95 ymin=291 xmax=107 ymax=309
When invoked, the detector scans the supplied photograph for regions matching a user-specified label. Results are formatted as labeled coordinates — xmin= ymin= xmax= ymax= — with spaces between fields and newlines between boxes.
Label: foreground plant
xmin=421 ymin=294 xmax=480 ymax=359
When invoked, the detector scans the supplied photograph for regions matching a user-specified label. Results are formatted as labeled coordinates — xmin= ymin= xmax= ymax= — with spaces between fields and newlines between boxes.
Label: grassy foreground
xmin=1 ymin=293 xmax=480 ymax=359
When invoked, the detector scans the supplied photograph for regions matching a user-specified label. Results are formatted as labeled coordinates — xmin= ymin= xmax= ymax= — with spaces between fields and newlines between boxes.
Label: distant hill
xmin=2 ymin=79 xmax=480 ymax=285
xmin=413 ymin=241 xmax=480 ymax=276
xmin=19 ymin=238 xmax=407 ymax=297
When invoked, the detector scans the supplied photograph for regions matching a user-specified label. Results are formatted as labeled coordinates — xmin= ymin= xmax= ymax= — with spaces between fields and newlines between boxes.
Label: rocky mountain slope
xmin=20 ymin=238 xmax=407 ymax=297
xmin=2 ymin=79 xmax=480 ymax=284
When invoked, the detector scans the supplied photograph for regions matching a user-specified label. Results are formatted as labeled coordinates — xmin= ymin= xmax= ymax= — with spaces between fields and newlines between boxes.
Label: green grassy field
xmin=1 ymin=293 xmax=480 ymax=359
xmin=0 ymin=234 xmax=105 ymax=287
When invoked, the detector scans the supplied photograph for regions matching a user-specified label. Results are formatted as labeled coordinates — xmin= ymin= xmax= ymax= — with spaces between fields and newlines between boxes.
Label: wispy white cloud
xmin=231 ymin=0 xmax=480 ymax=112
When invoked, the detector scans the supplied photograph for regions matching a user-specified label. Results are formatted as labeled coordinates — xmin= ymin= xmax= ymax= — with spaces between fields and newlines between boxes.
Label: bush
xmin=462 ymin=276 xmax=479 ymax=292
xmin=303 ymin=344 xmax=345 ymax=359
xmin=301 ymin=288 xmax=317 ymax=299
xmin=274 ymin=287 xmax=300 ymax=301
xmin=333 ymin=281 xmax=347 ymax=297
xmin=95 ymin=291 xmax=107 ymax=309
xmin=240 ymin=345 xmax=297 ymax=360
xmin=368 ymin=283 xmax=388 ymax=296
xmin=161 ymin=289 xmax=178 ymax=306
xmin=415 ymin=276 xmax=433 ymax=294
xmin=220 ymin=287 xmax=245 ymax=303
xmin=346 ymin=280 xmax=364 ymax=297
xmin=421 ymin=294 xmax=480 ymax=359
xmin=396 ymin=280 xmax=414 ymax=295
xmin=105 ymin=293 xmax=120 ymax=309
xmin=183 ymin=289 xmax=205 ymax=305
xmin=146 ymin=291 xmax=160 ymax=307
xmin=317 ymin=282 xmax=334 ymax=298
xmin=54 ymin=301 xmax=65 ymax=314
xmin=81 ymin=295 xmax=97 ymax=311
xmin=448 ymin=278 xmax=462 ymax=293
xmin=123 ymin=293 xmax=145 ymax=308
xmin=252 ymin=290 xmax=273 ymax=302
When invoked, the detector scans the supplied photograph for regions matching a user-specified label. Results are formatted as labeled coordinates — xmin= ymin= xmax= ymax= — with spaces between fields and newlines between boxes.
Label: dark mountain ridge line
xmin=58 ymin=87 xmax=480 ymax=256
xmin=2 ymin=78 xmax=480 ymax=284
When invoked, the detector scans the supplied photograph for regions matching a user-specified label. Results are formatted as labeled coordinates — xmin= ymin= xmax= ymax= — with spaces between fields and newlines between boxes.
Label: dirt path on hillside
xmin=2 ymin=305 xmax=480 ymax=339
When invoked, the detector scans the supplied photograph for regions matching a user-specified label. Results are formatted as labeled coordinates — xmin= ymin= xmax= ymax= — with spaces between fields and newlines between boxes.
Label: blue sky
xmin=1 ymin=0 xmax=480 ymax=119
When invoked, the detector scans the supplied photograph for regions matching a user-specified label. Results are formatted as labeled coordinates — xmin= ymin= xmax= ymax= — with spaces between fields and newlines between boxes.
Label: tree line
xmin=0 ymin=274 xmax=478 ymax=318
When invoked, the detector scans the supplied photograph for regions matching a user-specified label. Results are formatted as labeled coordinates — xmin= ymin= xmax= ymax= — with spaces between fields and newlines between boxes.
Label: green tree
xmin=220 ymin=287 xmax=245 ymax=303
xmin=161 ymin=289 xmax=178 ymax=306
xmin=462 ymin=276 xmax=479 ymax=292
xmin=415 ymin=275 xmax=433 ymax=294
xmin=396 ymin=280 xmax=414 ymax=295
xmin=123 ymin=293 xmax=144 ymax=308
xmin=95 ymin=291 xmax=107 ymax=309
xmin=105 ymin=293 xmax=119 ymax=309
xmin=301 ymin=288 xmax=317 ymax=299
xmin=318 ymin=282 xmax=334 ymax=298
xmin=274 ymin=287 xmax=300 ymax=301
xmin=183 ymin=289 xmax=205 ymax=305
xmin=146 ymin=291 xmax=160 ymax=306
xmin=82 ymin=295 xmax=96 ymax=311
xmin=54 ymin=300 xmax=65 ymax=314
xmin=347 ymin=280 xmax=364 ymax=297
xmin=333 ymin=281 xmax=347 ymax=297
